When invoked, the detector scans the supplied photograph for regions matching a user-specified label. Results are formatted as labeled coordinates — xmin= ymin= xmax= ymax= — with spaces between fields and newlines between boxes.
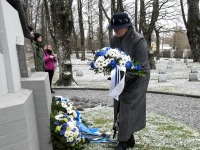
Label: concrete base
xmin=0 ymin=89 xmax=39 ymax=150
xmin=21 ymin=72 xmax=53 ymax=150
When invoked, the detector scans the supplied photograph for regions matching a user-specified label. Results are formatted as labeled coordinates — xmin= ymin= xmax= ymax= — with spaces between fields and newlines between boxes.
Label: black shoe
xmin=115 ymin=142 xmax=127 ymax=150
xmin=51 ymin=90 xmax=55 ymax=93
xmin=127 ymin=135 xmax=135 ymax=148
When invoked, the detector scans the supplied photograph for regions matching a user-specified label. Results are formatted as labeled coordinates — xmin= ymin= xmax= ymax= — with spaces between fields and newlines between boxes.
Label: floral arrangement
xmin=50 ymin=96 xmax=86 ymax=150
xmin=90 ymin=47 xmax=145 ymax=76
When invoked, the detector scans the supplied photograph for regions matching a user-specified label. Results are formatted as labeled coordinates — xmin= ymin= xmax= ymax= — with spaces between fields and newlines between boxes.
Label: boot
xmin=127 ymin=134 xmax=135 ymax=148
xmin=115 ymin=141 xmax=127 ymax=150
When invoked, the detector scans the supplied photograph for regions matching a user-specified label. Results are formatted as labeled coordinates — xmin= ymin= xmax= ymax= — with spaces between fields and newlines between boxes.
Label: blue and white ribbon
xmin=109 ymin=65 xmax=126 ymax=100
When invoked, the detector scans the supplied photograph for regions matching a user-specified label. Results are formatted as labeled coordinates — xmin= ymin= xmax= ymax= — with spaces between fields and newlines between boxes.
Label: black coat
xmin=110 ymin=27 xmax=150 ymax=141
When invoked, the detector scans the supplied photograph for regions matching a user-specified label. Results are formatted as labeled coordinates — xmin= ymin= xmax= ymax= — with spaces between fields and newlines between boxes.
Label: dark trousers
xmin=45 ymin=70 xmax=54 ymax=90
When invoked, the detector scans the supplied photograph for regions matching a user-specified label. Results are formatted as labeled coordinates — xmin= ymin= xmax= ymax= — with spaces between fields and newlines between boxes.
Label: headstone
xmin=159 ymin=69 xmax=166 ymax=74
xmin=184 ymin=59 xmax=187 ymax=63
xmin=187 ymin=65 xmax=193 ymax=69
xmin=191 ymin=68 xmax=198 ymax=73
xmin=16 ymin=37 xmax=35 ymax=77
xmin=76 ymin=69 xmax=83 ymax=76
xmin=189 ymin=73 xmax=198 ymax=81
xmin=158 ymin=74 xmax=167 ymax=82
xmin=168 ymin=59 xmax=173 ymax=65
xmin=167 ymin=65 xmax=172 ymax=69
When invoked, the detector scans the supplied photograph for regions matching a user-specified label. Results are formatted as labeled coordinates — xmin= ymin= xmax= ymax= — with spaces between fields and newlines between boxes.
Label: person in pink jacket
xmin=44 ymin=44 xmax=57 ymax=93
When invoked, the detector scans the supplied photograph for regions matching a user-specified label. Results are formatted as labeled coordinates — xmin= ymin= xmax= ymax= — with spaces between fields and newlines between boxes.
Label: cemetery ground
xmin=52 ymin=54 xmax=200 ymax=149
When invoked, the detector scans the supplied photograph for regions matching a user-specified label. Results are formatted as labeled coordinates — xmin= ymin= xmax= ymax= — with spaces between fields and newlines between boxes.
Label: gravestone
xmin=76 ymin=69 xmax=83 ymax=76
xmin=158 ymin=74 xmax=167 ymax=82
xmin=187 ymin=65 xmax=193 ymax=69
xmin=191 ymin=68 xmax=198 ymax=73
xmin=158 ymin=69 xmax=167 ymax=82
xmin=189 ymin=73 xmax=198 ymax=81
xmin=159 ymin=69 xmax=166 ymax=74
xmin=167 ymin=65 xmax=172 ymax=69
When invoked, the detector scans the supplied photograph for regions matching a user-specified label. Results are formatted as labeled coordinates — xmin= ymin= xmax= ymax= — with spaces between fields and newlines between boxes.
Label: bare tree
xmin=77 ymin=0 xmax=85 ymax=60
xmin=98 ymin=0 xmax=104 ymax=48
xmin=47 ymin=0 xmax=74 ymax=86
xmin=180 ymin=0 xmax=200 ymax=62
xmin=87 ymin=0 xmax=95 ymax=54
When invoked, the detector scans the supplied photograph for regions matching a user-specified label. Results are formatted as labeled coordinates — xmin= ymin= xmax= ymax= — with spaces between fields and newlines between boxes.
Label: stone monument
xmin=0 ymin=1 xmax=52 ymax=150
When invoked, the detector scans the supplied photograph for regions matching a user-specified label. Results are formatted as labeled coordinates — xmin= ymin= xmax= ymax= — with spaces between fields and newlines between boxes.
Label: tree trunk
xmin=43 ymin=0 xmax=57 ymax=49
xmin=140 ymin=0 xmax=158 ymax=69
xmin=116 ymin=0 xmax=124 ymax=12
xmin=78 ymin=0 xmax=85 ymax=61
xmin=87 ymin=0 xmax=95 ymax=54
xmin=49 ymin=0 xmax=74 ymax=86
xmin=98 ymin=0 xmax=104 ymax=48
xmin=154 ymin=26 xmax=161 ymax=60
xmin=73 ymin=27 xmax=80 ymax=59
xmin=186 ymin=0 xmax=200 ymax=62
xmin=135 ymin=0 xmax=138 ymax=32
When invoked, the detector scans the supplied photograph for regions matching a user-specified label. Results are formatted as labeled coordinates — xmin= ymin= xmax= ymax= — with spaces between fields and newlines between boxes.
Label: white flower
xmin=119 ymin=60 xmax=126 ymax=66
xmin=54 ymin=114 xmax=64 ymax=121
xmin=102 ymin=59 xmax=110 ymax=67
xmin=67 ymin=107 xmax=72 ymax=113
xmin=68 ymin=121 xmax=76 ymax=129
xmin=55 ymin=115 xmax=60 ymax=120
xmin=69 ymin=131 xmax=74 ymax=137
xmin=64 ymin=131 xmax=70 ymax=137
xmin=61 ymin=103 xmax=67 ymax=108
xmin=98 ymin=67 xmax=103 ymax=73
xmin=68 ymin=137 xmax=74 ymax=142
xmin=106 ymin=49 xmax=121 ymax=58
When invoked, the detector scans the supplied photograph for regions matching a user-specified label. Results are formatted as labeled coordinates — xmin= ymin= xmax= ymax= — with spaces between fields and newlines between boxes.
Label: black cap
xmin=108 ymin=12 xmax=132 ymax=30
xmin=33 ymin=33 xmax=42 ymax=42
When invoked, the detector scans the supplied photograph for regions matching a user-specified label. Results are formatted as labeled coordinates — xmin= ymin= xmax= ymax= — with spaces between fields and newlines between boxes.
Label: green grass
xmin=81 ymin=106 xmax=200 ymax=150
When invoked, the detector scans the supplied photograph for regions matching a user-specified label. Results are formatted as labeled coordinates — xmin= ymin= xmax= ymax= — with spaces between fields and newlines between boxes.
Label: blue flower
xmin=60 ymin=129 xmax=65 ymax=136
xmin=62 ymin=123 xmax=68 ymax=129
xmin=63 ymin=113 xmax=68 ymax=118
xmin=90 ymin=62 xmax=95 ymax=69
xmin=68 ymin=117 xmax=71 ymax=122
xmin=100 ymin=50 xmax=107 ymax=56
xmin=134 ymin=64 xmax=142 ymax=71
xmin=109 ymin=60 xmax=117 ymax=69
xmin=95 ymin=51 xmax=101 ymax=57
xmin=72 ymin=128 xmax=76 ymax=132
xmin=95 ymin=50 xmax=107 ymax=57
xmin=54 ymin=121 xmax=59 ymax=126
xmin=125 ymin=61 xmax=133 ymax=70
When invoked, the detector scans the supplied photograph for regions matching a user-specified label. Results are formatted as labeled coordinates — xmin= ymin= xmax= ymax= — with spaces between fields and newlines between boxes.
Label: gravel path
xmin=52 ymin=89 xmax=200 ymax=132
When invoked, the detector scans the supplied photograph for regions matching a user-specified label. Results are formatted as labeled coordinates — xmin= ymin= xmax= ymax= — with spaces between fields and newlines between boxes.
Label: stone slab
xmin=21 ymin=72 xmax=53 ymax=150
xmin=158 ymin=74 xmax=167 ymax=82
xmin=189 ymin=73 xmax=198 ymax=82
xmin=0 ymin=89 xmax=40 ymax=150
xmin=0 ymin=0 xmax=22 ymax=93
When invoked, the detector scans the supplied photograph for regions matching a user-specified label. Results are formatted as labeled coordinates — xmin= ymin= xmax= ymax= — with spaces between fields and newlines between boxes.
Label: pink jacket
xmin=44 ymin=52 xmax=57 ymax=70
